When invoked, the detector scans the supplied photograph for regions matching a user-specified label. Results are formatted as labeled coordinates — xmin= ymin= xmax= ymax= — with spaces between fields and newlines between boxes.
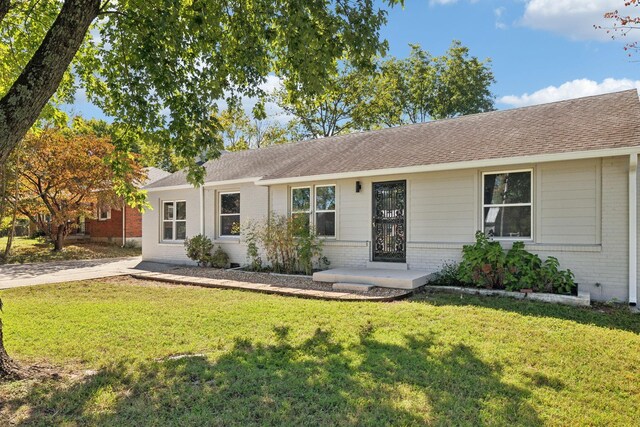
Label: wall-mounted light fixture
xmin=355 ymin=181 xmax=362 ymax=193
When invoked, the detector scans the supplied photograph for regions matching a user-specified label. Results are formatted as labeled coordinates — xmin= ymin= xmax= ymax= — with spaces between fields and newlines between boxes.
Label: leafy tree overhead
xmin=12 ymin=128 xmax=144 ymax=252
xmin=0 ymin=0 xmax=402 ymax=188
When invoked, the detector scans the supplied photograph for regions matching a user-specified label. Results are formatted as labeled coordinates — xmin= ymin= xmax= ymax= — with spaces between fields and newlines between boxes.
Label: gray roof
xmin=146 ymin=89 xmax=640 ymax=189
xmin=142 ymin=167 xmax=171 ymax=186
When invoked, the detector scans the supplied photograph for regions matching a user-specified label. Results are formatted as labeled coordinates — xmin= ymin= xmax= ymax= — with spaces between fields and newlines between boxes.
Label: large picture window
xmin=483 ymin=170 xmax=532 ymax=239
xmin=219 ymin=192 xmax=240 ymax=237
xmin=290 ymin=185 xmax=336 ymax=237
xmin=163 ymin=201 xmax=186 ymax=241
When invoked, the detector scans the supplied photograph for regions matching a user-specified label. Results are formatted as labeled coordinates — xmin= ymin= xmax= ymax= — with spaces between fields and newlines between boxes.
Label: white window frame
xmin=482 ymin=169 xmax=533 ymax=241
xmin=162 ymin=200 xmax=187 ymax=242
xmin=218 ymin=191 xmax=241 ymax=238
xmin=290 ymin=184 xmax=337 ymax=238
xmin=97 ymin=205 xmax=111 ymax=221
xmin=314 ymin=184 xmax=336 ymax=238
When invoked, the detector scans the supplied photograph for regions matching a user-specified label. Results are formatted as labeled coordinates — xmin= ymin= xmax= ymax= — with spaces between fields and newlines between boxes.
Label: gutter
xmin=121 ymin=202 xmax=126 ymax=247
xmin=630 ymin=153 xmax=638 ymax=306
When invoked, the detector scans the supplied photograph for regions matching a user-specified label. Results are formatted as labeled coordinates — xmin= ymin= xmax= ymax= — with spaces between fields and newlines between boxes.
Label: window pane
xmin=163 ymin=222 xmax=173 ymax=240
xmin=292 ymin=188 xmax=310 ymax=212
xmin=484 ymin=206 xmax=531 ymax=238
xmin=176 ymin=202 xmax=186 ymax=220
xmin=484 ymin=172 xmax=531 ymax=205
xmin=221 ymin=193 xmax=240 ymax=214
xmin=316 ymin=212 xmax=335 ymax=236
xmin=220 ymin=215 xmax=240 ymax=236
xmin=316 ymin=186 xmax=335 ymax=211
xmin=176 ymin=221 xmax=187 ymax=240
xmin=163 ymin=202 xmax=174 ymax=220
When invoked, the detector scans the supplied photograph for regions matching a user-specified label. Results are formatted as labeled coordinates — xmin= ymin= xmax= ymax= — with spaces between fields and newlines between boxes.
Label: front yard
xmin=0 ymin=237 xmax=141 ymax=264
xmin=1 ymin=277 xmax=638 ymax=425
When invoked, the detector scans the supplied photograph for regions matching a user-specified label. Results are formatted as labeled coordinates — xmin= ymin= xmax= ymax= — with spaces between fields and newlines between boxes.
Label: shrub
xmin=211 ymin=246 xmax=230 ymax=268
xmin=457 ymin=231 xmax=576 ymax=294
xmin=184 ymin=234 xmax=214 ymax=267
xmin=429 ymin=261 xmax=463 ymax=286
xmin=243 ymin=213 xmax=324 ymax=275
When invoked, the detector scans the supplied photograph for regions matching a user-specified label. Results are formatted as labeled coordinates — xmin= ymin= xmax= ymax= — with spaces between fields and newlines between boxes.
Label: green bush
xmin=211 ymin=245 xmax=229 ymax=268
xmin=429 ymin=261 xmax=463 ymax=286
xmin=456 ymin=231 xmax=576 ymax=294
xmin=243 ymin=213 xmax=324 ymax=275
xmin=184 ymin=234 xmax=214 ymax=267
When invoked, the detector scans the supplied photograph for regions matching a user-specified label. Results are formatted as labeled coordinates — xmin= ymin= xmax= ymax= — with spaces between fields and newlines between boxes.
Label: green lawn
xmin=0 ymin=236 xmax=140 ymax=264
xmin=1 ymin=277 xmax=639 ymax=426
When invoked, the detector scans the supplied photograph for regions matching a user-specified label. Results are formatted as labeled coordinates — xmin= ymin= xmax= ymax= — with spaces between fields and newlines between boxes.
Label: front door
xmin=372 ymin=180 xmax=406 ymax=262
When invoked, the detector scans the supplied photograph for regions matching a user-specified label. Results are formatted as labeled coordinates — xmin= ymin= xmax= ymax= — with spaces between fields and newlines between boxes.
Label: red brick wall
xmin=85 ymin=206 xmax=142 ymax=239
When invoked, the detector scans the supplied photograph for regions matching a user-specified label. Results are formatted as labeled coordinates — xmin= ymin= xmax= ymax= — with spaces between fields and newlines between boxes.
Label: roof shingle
xmin=146 ymin=89 xmax=640 ymax=189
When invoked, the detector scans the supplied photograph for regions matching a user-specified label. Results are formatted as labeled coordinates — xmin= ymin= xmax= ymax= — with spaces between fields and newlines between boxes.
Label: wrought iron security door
xmin=372 ymin=180 xmax=406 ymax=262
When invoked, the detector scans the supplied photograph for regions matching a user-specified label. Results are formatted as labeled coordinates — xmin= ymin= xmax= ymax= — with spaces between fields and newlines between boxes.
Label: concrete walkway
xmin=131 ymin=271 xmax=413 ymax=302
xmin=0 ymin=257 xmax=174 ymax=289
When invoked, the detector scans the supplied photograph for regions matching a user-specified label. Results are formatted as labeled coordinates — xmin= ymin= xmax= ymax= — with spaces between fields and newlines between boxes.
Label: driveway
xmin=0 ymin=256 xmax=176 ymax=289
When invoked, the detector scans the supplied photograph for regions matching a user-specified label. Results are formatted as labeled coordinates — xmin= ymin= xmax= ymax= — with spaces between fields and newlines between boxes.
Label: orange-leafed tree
xmin=14 ymin=129 xmax=144 ymax=251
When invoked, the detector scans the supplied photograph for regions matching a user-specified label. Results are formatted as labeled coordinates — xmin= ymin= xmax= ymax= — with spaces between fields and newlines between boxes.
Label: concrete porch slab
xmin=313 ymin=268 xmax=429 ymax=290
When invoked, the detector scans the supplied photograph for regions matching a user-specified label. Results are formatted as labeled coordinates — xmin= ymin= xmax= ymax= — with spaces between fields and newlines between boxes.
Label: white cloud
xmin=429 ymin=0 xmax=460 ymax=5
xmin=494 ymin=7 xmax=507 ymax=30
xmin=498 ymin=78 xmax=640 ymax=108
xmin=520 ymin=0 xmax=634 ymax=41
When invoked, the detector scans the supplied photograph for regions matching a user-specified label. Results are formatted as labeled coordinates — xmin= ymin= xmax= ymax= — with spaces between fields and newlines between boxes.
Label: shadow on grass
xmin=4 ymin=326 xmax=543 ymax=426
xmin=412 ymin=290 xmax=640 ymax=334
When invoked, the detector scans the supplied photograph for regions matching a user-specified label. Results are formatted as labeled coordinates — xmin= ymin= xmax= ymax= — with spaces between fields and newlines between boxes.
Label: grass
xmin=0 ymin=277 xmax=639 ymax=426
xmin=0 ymin=236 xmax=140 ymax=264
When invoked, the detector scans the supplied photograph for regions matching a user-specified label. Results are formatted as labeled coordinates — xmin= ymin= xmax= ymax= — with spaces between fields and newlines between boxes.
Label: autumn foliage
xmin=600 ymin=1 xmax=640 ymax=55
xmin=14 ymin=129 xmax=144 ymax=251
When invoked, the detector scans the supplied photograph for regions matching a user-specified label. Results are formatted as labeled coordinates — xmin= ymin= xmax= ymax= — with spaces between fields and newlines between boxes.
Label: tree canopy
xmin=12 ymin=127 xmax=144 ymax=251
xmin=0 ymin=0 xmax=402 ymax=189
xmin=274 ymin=41 xmax=495 ymax=136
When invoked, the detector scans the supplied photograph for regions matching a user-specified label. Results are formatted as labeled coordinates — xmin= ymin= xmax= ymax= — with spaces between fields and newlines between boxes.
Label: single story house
xmin=143 ymin=90 xmax=640 ymax=305
xmin=84 ymin=167 xmax=170 ymax=246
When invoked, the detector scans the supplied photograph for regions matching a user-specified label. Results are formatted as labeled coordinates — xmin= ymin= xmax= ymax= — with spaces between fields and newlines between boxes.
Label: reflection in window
xmin=483 ymin=171 xmax=532 ymax=239
xmin=219 ymin=192 xmax=240 ymax=236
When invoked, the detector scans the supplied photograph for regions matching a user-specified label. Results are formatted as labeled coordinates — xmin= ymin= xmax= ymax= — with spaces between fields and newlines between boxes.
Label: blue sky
xmin=64 ymin=0 xmax=640 ymax=120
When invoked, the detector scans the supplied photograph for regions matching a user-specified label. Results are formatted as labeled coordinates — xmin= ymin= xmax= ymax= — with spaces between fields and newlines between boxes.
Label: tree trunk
xmin=0 ymin=1 xmax=10 ymax=26
xmin=0 ymin=0 xmax=100 ymax=163
xmin=0 ymin=317 xmax=21 ymax=380
xmin=53 ymin=224 xmax=65 ymax=251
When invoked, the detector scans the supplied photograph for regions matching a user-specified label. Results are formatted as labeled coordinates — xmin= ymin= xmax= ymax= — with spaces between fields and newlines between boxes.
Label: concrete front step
xmin=332 ymin=282 xmax=375 ymax=292
xmin=365 ymin=261 xmax=408 ymax=270
xmin=313 ymin=268 xmax=429 ymax=290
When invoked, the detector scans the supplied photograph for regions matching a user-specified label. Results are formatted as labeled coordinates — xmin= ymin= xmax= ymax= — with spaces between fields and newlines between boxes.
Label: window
xmin=291 ymin=187 xmax=311 ymax=229
xmin=315 ymin=185 xmax=336 ymax=237
xmin=219 ymin=192 xmax=240 ymax=237
xmin=162 ymin=201 xmax=186 ymax=241
xmin=98 ymin=205 xmax=111 ymax=221
xmin=290 ymin=185 xmax=336 ymax=237
xmin=482 ymin=170 xmax=532 ymax=239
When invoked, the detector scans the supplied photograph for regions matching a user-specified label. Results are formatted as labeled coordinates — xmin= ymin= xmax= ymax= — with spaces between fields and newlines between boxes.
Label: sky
xmin=63 ymin=0 xmax=640 ymax=120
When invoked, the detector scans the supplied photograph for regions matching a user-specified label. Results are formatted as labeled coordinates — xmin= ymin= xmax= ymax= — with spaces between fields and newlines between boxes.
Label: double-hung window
xmin=290 ymin=185 xmax=336 ymax=237
xmin=98 ymin=205 xmax=111 ymax=221
xmin=482 ymin=170 xmax=532 ymax=239
xmin=163 ymin=201 xmax=186 ymax=241
xmin=219 ymin=192 xmax=240 ymax=237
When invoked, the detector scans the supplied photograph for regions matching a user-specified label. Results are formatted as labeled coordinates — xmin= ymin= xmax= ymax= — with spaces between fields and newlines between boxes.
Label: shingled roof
xmin=146 ymin=89 xmax=640 ymax=189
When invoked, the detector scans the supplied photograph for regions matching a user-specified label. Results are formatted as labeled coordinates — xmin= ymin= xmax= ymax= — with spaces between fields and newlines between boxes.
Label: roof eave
xmin=255 ymin=146 xmax=640 ymax=186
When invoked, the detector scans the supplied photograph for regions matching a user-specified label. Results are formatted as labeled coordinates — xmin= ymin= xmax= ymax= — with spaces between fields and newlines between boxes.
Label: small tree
xmin=13 ymin=128 xmax=144 ymax=251
xmin=244 ymin=213 xmax=324 ymax=275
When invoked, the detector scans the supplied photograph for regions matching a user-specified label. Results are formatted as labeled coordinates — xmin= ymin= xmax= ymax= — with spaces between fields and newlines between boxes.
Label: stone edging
xmin=423 ymin=285 xmax=591 ymax=307
xmin=130 ymin=272 xmax=413 ymax=302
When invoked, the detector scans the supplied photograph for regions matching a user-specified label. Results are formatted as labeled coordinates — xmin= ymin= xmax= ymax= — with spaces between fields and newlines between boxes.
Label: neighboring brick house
xmin=85 ymin=167 xmax=170 ymax=246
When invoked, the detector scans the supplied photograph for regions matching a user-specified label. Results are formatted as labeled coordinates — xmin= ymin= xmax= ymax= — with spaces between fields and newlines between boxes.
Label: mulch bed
xmin=167 ymin=266 xmax=409 ymax=298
